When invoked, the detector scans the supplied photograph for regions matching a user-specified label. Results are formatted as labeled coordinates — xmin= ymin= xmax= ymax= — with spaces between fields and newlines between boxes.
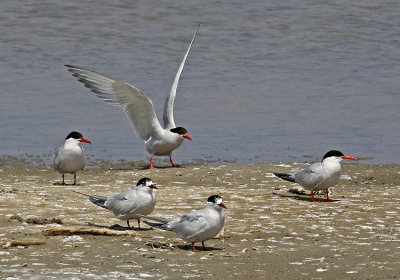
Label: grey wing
xmin=140 ymin=215 xmax=174 ymax=231
xmin=104 ymin=190 xmax=139 ymax=215
xmin=138 ymin=215 xmax=172 ymax=224
xmin=294 ymin=162 xmax=324 ymax=188
xmin=52 ymin=146 xmax=63 ymax=171
xmin=169 ymin=210 xmax=208 ymax=236
xmin=65 ymin=65 xmax=164 ymax=141
xmin=163 ymin=24 xmax=200 ymax=129
xmin=73 ymin=191 xmax=108 ymax=208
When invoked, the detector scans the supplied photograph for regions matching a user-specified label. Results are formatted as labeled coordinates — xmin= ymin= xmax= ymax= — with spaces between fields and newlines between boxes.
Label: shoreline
xmin=1 ymin=154 xmax=398 ymax=168
xmin=1 ymin=160 xmax=399 ymax=279
xmin=1 ymin=152 xmax=397 ymax=169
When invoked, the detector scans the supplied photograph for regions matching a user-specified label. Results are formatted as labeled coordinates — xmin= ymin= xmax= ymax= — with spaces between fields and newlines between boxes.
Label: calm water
xmin=1 ymin=0 xmax=400 ymax=165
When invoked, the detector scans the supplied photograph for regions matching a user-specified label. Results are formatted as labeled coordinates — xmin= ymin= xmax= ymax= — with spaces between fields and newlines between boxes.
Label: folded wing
xmin=104 ymin=191 xmax=142 ymax=216
xmin=294 ymin=163 xmax=324 ymax=188
xmin=53 ymin=147 xmax=63 ymax=171
xmin=170 ymin=211 xmax=209 ymax=239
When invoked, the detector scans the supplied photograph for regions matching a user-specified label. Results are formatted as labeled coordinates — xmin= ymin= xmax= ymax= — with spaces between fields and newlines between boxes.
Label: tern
xmin=64 ymin=25 xmax=201 ymax=168
xmin=274 ymin=150 xmax=357 ymax=202
xmin=141 ymin=195 xmax=226 ymax=252
xmin=74 ymin=177 xmax=158 ymax=229
xmin=53 ymin=131 xmax=91 ymax=185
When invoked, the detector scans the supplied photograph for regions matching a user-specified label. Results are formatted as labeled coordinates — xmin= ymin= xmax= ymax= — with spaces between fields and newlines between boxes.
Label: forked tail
xmin=273 ymin=172 xmax=295 ymax=183
xmin=73 ymin=190 xmax=108 ymax=209
xmin=138 ymin=215 xmax=173 ymax=231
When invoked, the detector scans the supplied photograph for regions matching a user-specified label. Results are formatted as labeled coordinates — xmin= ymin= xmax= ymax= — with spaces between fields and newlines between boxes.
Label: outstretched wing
xmin=65 ymin=65 xmax=164 ymax=141
xmin=163 ymin=23 xmax=200 ymax=129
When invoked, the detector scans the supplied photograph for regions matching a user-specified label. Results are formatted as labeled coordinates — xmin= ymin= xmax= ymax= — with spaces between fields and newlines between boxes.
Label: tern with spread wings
xmin=65 ymin=25 xmax=201 ymax=168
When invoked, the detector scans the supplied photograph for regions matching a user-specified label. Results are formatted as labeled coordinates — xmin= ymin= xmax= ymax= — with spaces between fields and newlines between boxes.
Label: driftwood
xmin=42 ymin=227 xmax=137 ymax=237
xmin=1 ymin=240 xmax=45 ymax=248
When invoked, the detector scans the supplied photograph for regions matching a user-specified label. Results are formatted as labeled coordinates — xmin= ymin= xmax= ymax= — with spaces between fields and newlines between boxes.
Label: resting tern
xmin=74 ymin=178 xmax=158 ymax=229
xmin=64 ymin=25 xmax=201 ymax=168
xmin=141 ymin=195 xmax=226 ymax=252
xmin=274 ymin=150 xmax=357 ymax=202
xmin=53 ymin=131 xmax=91 ymax=185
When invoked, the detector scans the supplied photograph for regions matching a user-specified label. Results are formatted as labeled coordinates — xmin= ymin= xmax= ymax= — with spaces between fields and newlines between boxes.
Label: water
xmin=1 ymin=0 xmax=400 ymax=165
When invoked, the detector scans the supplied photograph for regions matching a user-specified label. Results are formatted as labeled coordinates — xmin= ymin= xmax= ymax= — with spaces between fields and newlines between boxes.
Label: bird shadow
xmin=177 ymin=244 xmax=223 ymax=252
xmin=272 ymin=192 xmax=339 ymax=203
xmin=107 ymin=163 xmax=186 ymax=171
xmin=137 ymin=165 xmax=184 ymax=170
xmin=86 ymin=222 xmax=154 ymax=231
xmin=52 ymin=182 xmax=81 ymax=186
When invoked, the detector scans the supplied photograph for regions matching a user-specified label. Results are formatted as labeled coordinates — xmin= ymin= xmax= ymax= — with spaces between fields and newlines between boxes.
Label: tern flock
xmin=51 ymin=25 xmax=358 ymax=252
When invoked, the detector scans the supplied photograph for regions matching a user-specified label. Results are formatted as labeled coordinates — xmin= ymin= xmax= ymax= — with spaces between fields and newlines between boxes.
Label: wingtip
xmin=196 ymin=22 xmax=202 ymax=32
xmin=72 ymin=190 xmax=88 ymax=196
xmin=273 ymin=172 xmax=296 ymax=183
xmin=64 ymin=64 xmax=82 ymax=71
xmin=64 ymin=64 xmax=78 ymax=72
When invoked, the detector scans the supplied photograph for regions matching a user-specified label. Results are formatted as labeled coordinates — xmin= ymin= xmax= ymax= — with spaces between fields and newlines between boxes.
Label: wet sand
xmin=0 ymin=158 xmax=399 ymax=279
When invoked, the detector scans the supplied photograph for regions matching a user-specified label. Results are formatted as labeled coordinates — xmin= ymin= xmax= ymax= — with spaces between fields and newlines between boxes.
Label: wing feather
xmin=163 ymin=23 xmax=200 ymax=129
xmin=65 ymin=65 xmax=163 ymax=140
xmin=52 ymin=147 xmax=63 ymax=171
xmin=294 ymin=163 xmax=324 ymax=188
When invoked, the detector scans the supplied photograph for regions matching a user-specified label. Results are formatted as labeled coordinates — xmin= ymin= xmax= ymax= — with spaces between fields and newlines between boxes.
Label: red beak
xmin=183 ymin=134 xmax=192 ymax=141
xmin=80 ymin=138 xmax=91 ymax=144
xmin=342 ymin=155 xmax=356 ymax=160
xmin=150 ymin=185 xmax=158 ymax=189
xmin=219 ymin=203 xmax=227 ymax=209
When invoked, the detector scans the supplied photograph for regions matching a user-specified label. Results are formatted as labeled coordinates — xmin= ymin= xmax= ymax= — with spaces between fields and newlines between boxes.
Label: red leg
xmin=149 ymin=156 xmax=154 ymax=169
xmin=192 ymin=242 xmax=200 ymax=252
xmin=169 ymin=156 xmax=177 ymax=168
xmin=62 ymin=174 xmax=65 ymax=185
xmin=127 ymin=220 xmax=131 ymax=229
xmin=311 ymin=191 xmax=320 ymax=203
xmin=73 ymin=174 xmax=77 ymax=185
xmin=325 ymin=189 xmax=334 ymax=202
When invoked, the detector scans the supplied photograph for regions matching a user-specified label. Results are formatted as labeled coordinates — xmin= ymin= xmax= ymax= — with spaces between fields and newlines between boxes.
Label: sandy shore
xmin=0 ymin=158 xmax=399 ymax=279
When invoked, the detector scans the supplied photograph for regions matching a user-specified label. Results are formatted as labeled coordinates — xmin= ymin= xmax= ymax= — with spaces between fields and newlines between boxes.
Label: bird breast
xmin=57 ymin=145 xmax=85 ymax=173
xmin=146 ymin=131 xmax=184 ymax=156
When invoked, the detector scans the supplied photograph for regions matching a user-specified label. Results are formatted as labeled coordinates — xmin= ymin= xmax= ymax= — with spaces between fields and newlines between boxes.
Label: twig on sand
xmin=42 ymin=227 xmax=137 ymax=237
xmin=1 ymin=240 xmax=45 ymax=248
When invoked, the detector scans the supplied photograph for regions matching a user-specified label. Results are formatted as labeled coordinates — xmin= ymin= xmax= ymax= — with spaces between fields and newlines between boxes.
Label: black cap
xmin=322 ymin=150 xmax=344 ymax=160
xmin=66 ymin=131 xmax=83 ymax=140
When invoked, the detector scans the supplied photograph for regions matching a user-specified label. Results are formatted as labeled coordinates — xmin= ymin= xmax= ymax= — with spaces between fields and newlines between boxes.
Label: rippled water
xmin=1 ymin=0 xmax=400 ymax=164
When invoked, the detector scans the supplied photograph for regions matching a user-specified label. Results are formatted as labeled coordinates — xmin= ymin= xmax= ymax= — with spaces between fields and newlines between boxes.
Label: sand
xmin=0 ymin=157 xmax=399 ymax=279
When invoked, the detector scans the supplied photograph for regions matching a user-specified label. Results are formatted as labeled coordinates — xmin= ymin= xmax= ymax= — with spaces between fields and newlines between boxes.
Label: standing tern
xmin=141 ymin=195 xmax=226 ymax=252
xmin=74 ymin=177 xmax=157 ymax=229
xmin=274 ymin=150 xmax=357 ymax=202
xmin=53 ymin=131 xmax=91 ymax=185
xmin=64 ymin=25 xmax=201 ymax=168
